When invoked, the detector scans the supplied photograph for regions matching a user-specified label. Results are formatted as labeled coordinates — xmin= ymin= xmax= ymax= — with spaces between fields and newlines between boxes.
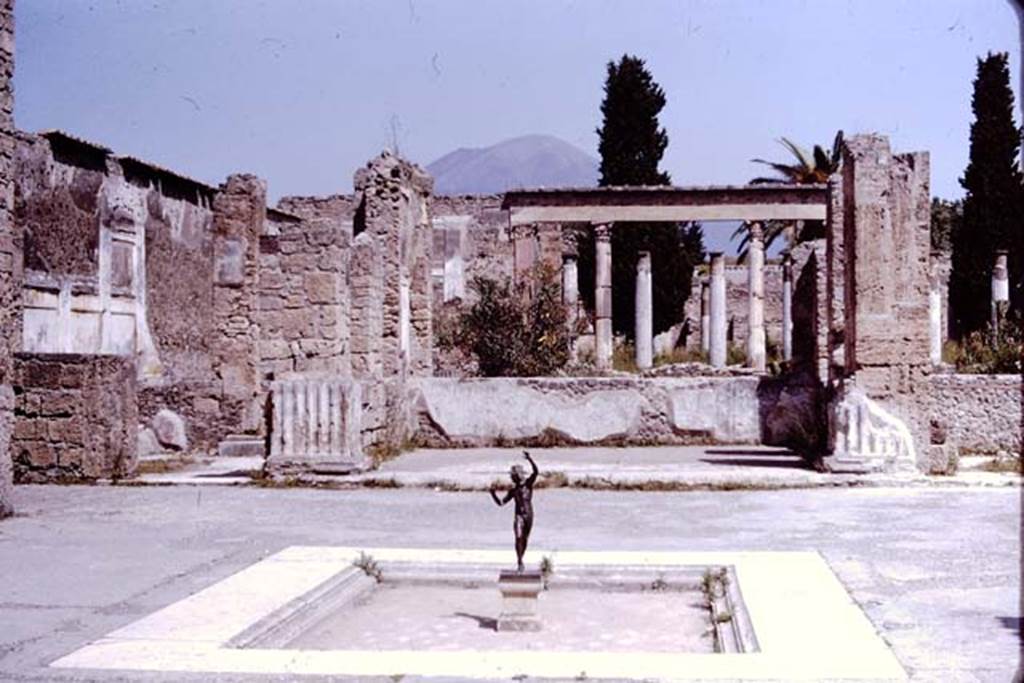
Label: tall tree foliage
xmin=577 ymin=55 xmax=705 ymax=337
xmin=951 ymin=52 xmax=1024 ymax=336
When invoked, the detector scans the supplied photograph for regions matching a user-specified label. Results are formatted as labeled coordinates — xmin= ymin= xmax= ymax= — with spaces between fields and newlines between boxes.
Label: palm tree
xmin=731 ymin=130 xmax=844 ymax=261
xmin=750 ymin=131 xmax=844 ymax=185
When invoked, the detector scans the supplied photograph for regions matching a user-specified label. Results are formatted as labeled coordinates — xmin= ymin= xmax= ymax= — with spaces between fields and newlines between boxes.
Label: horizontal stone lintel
xmin=509 ymin=202 xmax=826 ymax=226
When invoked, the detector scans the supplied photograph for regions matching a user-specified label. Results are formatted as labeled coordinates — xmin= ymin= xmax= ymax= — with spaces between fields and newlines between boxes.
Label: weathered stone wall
xmin=835 ymin=135 xmax=932 ymax=470
xmin=0 ymin=0 xmax=15 ymax=516
xmin=13 ymin=353 xmax=136 ymax=482
xmin=430 ymin=195 xmax=512 ymax=306
xmin=825 ymin=173 xmax=845 ymax=385
xmin=348 ymin=153 xmax=433 ymax=451
xmin=12 ymin=131 xmax=236 ymax=456
xmin=257 ymin=211 xmax=351 ymax=382
xmin=211 ymin=174 xmax=265 ymax=439
xmin=412 ymin=375 xmax=819 ymax=450
xmin=929 ymin=373 xmax=1021 ymax=455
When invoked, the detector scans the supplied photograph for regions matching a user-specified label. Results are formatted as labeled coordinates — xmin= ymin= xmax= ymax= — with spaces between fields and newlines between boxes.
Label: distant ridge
xmin=427 ymin=134 xmax=599 ymax=195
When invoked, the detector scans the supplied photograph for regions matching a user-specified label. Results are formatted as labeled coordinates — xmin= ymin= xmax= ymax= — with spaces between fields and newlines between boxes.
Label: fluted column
xmin=709 ymin=253 xmax=726 ymax=368
xmin=782 ymin=252 xmax=793 ymax=362
xmin=635 ymin=251 xmax=653 ymax=370
xmin=562 ymin=254 xmax=579 ymax=332
xmin=594 ymin=223 xmax=613 ymax=370
xmin=992 ymin=250 xmax=1009 ymax=335
xmin=699 ymin=279 xmax=710 ymax=354
xmin=929 ymin=254 xmax=943 ymax=365
xmin=747 ymin=221 xmax=766 ymax=372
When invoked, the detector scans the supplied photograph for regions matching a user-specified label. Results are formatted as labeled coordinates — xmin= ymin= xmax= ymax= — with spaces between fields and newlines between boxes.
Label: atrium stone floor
xmin=0 ymin=466 xmax=1020 ymax=681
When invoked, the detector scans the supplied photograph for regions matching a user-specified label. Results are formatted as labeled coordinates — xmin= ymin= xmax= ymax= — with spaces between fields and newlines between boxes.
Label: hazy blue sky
xmin=14 ymin=0 xmax=1021 ymax=208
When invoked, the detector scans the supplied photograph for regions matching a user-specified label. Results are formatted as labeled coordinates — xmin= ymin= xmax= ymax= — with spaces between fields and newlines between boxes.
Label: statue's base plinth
xmin=496 ymin=570 xmax=543 ymax=632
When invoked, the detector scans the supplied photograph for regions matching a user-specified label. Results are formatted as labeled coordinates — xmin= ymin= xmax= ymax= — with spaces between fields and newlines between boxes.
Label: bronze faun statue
xmin=490 ymin=450 xmax=539 ymax=572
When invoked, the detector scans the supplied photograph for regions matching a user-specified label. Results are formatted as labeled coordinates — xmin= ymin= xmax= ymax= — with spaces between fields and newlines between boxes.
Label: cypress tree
xmin=577 ymin=55 xmax=705 ymax=338
xmin=951 ymin=52 xmax=1024 ymax=336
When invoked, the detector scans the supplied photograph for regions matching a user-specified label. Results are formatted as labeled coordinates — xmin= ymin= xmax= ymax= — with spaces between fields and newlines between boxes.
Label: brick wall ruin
xmin=257 ymin=209 xmax=351 ymax=380
xmin=0 ymin=0 xmax=14 ymax=516
xmin=13 ymin=353 xmax=136 ymax=482
xmin=210 ymin=174 xmax=266 ymax=439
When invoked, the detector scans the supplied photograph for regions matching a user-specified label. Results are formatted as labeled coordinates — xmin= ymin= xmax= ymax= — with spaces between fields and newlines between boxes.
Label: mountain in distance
xmin=427 ymin=134 xmax=599 ymax=195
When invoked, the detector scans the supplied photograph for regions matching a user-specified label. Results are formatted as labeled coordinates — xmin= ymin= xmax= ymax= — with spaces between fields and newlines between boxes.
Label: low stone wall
xmin=929 ymin=373 xmax=1021 ymax=455
xmin=411 ymin=375 xmax=820 ymax=450
xmin=13 ymin=353 xmax=137 ymax=482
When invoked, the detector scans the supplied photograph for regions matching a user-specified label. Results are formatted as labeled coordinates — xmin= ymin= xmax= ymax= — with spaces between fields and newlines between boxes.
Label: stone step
xmin=218 ymin=437 xmax=266 ymax=458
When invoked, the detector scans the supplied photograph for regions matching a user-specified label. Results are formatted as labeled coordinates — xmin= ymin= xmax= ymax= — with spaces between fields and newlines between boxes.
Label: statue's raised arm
xmin=523 ymin=451 xmax=538 ymax=487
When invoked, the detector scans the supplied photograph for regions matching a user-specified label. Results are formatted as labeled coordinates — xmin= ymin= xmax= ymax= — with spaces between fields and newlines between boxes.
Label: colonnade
xmin=581 ymin=221 xmax=789 ymax=371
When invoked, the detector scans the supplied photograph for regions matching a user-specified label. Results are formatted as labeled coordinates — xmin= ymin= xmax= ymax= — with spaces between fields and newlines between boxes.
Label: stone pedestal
xmin=497 ymin=570 xmax=543 ymax=632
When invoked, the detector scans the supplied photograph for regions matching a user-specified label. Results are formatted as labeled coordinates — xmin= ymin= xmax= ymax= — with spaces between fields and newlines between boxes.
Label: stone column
xmin=991 ymin=250 xmax=1009 ymax=335
xmin=782 ymin=252 xmax=793 ymax=362
xmin=929 ymin=254 xmax=943 ymax=365
xmin=562 ymin=254 xmax=579 ymax=332
xmin=708 ymin=253 xmax=726 ymax=368
xmin=746 ymin=222 xmax=766 ymax=371
xmin=699 ymin=279 xmax=710 ymax=354
xmin=594 ymin=223 xmax=613 ymax=370
xmin=212 ymin=174 xmax=266 ymax=438
xmin=634 ymin=251 xmax=653 ymax=370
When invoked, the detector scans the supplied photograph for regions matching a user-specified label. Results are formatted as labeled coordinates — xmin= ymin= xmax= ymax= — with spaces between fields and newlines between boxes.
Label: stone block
xmin=304 ymin=272 xmax=338 ymax=304
xmin=151 ymin=409 xmax=188 ymax=451
xmin=137 ymin=426 xmax=165 ymax=457
xmin=214 ymin=237 xmax=246 ymax=286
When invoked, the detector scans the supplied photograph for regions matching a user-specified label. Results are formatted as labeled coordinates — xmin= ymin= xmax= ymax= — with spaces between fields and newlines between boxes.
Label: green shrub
xmin=654 ymin=346 xmax=708 ymax=365
xmin=457 ymin=266 xmax=570 ymax=377
xmin=946 ymin=312 xmax=1022 ymax=374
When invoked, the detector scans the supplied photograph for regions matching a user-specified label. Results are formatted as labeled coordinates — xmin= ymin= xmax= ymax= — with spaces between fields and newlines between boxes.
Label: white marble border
xmin=52 ymin=547 xmax=906 ymax=681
